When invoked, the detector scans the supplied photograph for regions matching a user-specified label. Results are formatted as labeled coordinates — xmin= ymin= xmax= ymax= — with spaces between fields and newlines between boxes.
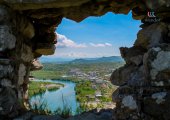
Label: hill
xmin=40 ymin=57 xmax=74 ymax=63
xmin=70 ymin=56 xmax=123 ymax=64
xmin=40 ymin=56 xmax=124 ymax=64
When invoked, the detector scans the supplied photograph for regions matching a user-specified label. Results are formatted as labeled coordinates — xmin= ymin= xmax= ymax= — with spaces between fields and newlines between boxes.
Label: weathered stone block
xmin=30 ymin=59 xmax=43 ymax=71
xmin=143 ymin=92 xmax=170 ymax=120
xmin=19 ymin=18 xmax=35 ymax=39
xmin=127 ymin=66 xmax=147 ymax=87
xmin=135 ymin=22 xmax=168 ymax=49
xmin=144 ymin=0 xmax=170 ymax=10
xmin=0 ymin=87 xmax=19 ymax=117
xmin=114 ymin=93 xmax=140 ymax=120
xmin=0 ymin=59 xmax=10 ymax=64
xmin=0 ymin=79 xmax=13 ymax=87
xmin=121 ymin=95 xmax=137 ymax=110
xmin=0 ymin=25 xmax=16 ymax=51
xmin=0 ymin=5 xmax=10 ymax=23
xmin=21 ymin=44 xmax=34 ymax=62
xmin=143 ymin=45 xmax=170 ymax=86
xmin=112 ymin=85 xmax=134 ymax=102
xmin=0 ymin=64 xmax=13 ymax=78
xmin=18 ymin=64 xmax=26 ymax=85
xmin=120 ymin=46 xmax=146 ymax=66
xmin=110 ymin=64 xmax=138 ymax=86
xmin=35 ymin=43 xmax=56 ymax=55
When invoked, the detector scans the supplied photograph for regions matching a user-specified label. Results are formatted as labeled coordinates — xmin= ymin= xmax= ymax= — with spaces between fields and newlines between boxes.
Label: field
xmin=28 ymin=81 xmax=64 ymax=97
xmin=31 ymin=62 xmax=124 ymax=80
xmin=30 ymin=61 xmax=124 ymax=110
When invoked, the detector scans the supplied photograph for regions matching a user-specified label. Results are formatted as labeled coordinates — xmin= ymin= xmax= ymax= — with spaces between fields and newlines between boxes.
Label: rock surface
xmin=0 ymin=0 xmax=169 ymax=120
xmin=14 ymin=109 xmax=113 ymax=120
xmin=31 ymin=59 xmax=43 ymax=71
xmin=110 ymin=22 xmax=170 ymax=120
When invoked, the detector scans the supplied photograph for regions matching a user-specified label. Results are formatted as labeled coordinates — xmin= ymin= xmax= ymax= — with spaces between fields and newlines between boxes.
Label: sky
xmin=42 ymin=12 xmax=141 ymax=59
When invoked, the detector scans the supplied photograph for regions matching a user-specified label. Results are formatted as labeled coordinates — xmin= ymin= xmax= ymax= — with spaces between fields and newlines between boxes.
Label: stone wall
xmin=0 ymin=5 xmax=34 ymax=118
xmin=111 ymin=22 xmax=170 ymax=119
xmin=0 ymin=0 xmax=169 ymax=119
xmin=0 ymin=5 xmax=58 ymax=119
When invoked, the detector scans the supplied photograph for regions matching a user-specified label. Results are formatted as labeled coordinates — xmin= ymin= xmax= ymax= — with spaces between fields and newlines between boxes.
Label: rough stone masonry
xmin=0 ymin=0 xmax=169 ymax=120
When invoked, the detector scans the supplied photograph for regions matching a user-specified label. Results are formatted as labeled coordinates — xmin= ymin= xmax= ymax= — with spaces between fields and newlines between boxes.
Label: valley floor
xmin=29 ymin=62 xmax=123 ymax=115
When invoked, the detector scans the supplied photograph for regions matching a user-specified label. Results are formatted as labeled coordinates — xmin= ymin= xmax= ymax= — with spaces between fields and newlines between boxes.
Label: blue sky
xmin=43 ymin=12 xmax=141 ymax=59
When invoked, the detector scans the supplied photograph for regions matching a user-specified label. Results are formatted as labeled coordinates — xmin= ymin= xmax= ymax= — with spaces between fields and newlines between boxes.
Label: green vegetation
xmin=47 ymin=87 xmax=60 ymax=92
xmin=30 ymin=99 xmax=52 ymax=115
xmin=54 ymin=107 xmax=72 ymax=118
xmin=30 ymin=61 xmax=124 ymax=114
xmin=75 ymin=81 xmax=95 ymax=103
xmin=30 ymin=97 xmax=72 ymax=118
xmin=31 ymin=62 xmax=124 ymax=80
xmin=31 ymin=70 xmax=61 ymax=80
xmin=28 ymin=81 xmax=64 ymax=97
xmin=29 ymin=81 xmax=46 ymax=97
xmin=75 ymin=80 xmax=115 ymax=110
xmin=54 ymin=94 xmax=72 ymax=118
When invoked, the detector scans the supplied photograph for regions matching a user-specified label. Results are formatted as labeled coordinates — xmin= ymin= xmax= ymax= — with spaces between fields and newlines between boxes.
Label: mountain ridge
xmin=70 ymin=56 xmax=123 ymax=64
xmin=40 ymin=56 xmax=123 ymax=64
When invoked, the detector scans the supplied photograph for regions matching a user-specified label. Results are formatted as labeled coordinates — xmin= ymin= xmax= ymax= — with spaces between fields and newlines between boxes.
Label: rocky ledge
xmin=13 ymin=109 xmax=113 ymax=120
xmin=111 ymin=22 xmax=170 ymax=119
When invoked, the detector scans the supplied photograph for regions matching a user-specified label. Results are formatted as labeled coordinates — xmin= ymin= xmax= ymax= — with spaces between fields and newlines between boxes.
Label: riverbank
xmin=28 ymin=81 xmax=64 ymax=97
xmin=75 ymin=80 xmax=115 ymax=111
xmin=29 ymin=78 xmax=115 ymax=111
xmin=29 ymin=80 xmax=79 ymax=116
xmin=29 ymin=62 xmax=120 ymax=114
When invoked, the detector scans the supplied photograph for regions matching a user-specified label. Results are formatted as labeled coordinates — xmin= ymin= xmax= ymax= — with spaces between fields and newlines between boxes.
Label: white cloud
xmin=56 ymin=33 xmax=113 ymax=49
xmin=90 ymin=43 xmax=112 ymax=47
xmin=66 ymin=52 xmax=88 ymax=58
xmin=53 ymin=33 xmax=114 ymax=58
xmin=105 ymin=43 xmax=112 ymax=46
xmin=56 ymin=33 xmax=87 ymax=48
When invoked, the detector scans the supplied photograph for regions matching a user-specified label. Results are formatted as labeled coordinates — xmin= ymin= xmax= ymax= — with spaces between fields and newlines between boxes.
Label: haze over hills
xmin=40 ymin=57 xmax=74 ymax=63
xmin=70 ymin=56 xmax=123 ymax=64
xmin=40 ymin=56 xmax=124 ymax=64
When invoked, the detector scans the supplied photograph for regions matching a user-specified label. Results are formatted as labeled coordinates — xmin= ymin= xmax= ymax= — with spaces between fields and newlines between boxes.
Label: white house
xmin=95 ymin=91 xmax=102 ymax=97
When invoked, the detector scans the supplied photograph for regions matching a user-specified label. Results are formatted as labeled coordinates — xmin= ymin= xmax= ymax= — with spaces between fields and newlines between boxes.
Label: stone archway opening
xmin=0 ymin=0 xmax=170 ymax=120
xmin=29 ymin=12 xmax=140 ymax=116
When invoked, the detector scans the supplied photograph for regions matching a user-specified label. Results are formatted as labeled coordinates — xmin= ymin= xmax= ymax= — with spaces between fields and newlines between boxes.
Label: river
xmin=29 ymin=80 xmax=80 ymax=115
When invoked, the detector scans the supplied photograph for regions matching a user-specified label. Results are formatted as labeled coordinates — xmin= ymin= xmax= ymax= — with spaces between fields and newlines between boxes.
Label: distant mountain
xmin=40 ymin=57 xmax=74 ymax=63
xmin=40 ymin=56 xmax=124 ymax=64
xmin=70 ymin=56 xmax=124 ymax=64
